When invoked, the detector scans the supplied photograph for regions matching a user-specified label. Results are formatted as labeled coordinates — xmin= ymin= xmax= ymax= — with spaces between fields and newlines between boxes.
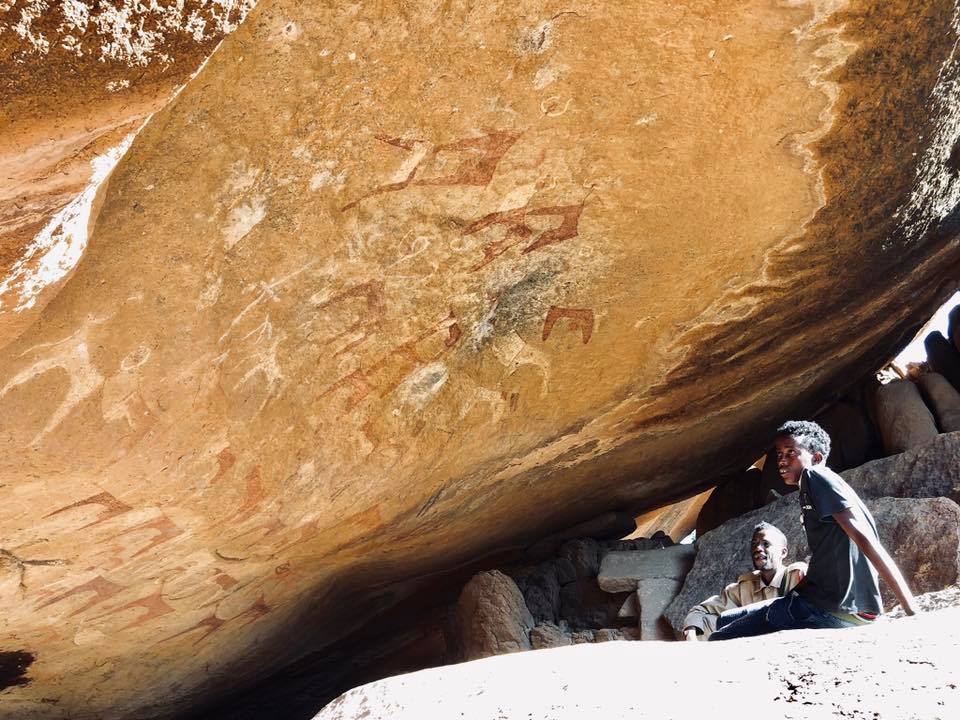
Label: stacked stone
xmin=449 ymin=527 xmax=678 ymax=659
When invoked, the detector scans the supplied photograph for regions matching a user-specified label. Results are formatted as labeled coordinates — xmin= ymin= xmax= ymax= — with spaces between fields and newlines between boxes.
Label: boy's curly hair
xmin=776 ymin=420 xmax=831 ymax=459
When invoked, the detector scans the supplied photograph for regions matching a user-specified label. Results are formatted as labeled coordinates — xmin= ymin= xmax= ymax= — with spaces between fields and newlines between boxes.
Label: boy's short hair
xmin=752 ymin=521 xmax=788 ymax=549
xmin=776 ymin=419 xmax=831 ymax=460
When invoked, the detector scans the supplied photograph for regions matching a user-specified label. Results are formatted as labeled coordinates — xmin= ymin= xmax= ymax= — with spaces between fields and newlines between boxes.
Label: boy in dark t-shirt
xmin=710 ymin=420 xmax=919 ymax=641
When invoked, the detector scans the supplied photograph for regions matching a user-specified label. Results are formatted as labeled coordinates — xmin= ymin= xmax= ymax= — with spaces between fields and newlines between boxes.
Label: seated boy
xmin=710 ymin=420 xmax=919 ymax=641
xmin=683 ymin=521 xmax=806 ymax=640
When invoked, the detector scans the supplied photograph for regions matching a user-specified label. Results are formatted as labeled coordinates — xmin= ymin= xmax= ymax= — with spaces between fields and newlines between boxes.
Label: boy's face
xmin=775 ymin=434 xmax=823 ymax=486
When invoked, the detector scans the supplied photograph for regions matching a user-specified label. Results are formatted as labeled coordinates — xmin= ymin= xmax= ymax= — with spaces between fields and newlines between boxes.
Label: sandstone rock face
xmin=4 ymin=1 xmax=960 ymax=716
xmin=315 ymin=602 xmax=960 ymax=720
xmin=452 ymin=570 xmax=534 ymax=662
xmin=666 ymin=494 xmax=960 ymax=633
xmin=0 ymin=1 xmax=255 ymax=346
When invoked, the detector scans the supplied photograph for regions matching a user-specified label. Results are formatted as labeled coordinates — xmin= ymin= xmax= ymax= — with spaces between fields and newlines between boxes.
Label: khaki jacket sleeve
xmin=784 ymin=562 xmax=807 ymax=592
xmin=683 ymin=579 xmax=744 ymax=635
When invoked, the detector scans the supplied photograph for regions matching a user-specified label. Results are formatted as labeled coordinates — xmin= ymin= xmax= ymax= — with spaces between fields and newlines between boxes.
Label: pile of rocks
xmin=451 ymin=430 xmax=960 ymax=659
xmin=448 ymin=533 xmax=679 ymax=660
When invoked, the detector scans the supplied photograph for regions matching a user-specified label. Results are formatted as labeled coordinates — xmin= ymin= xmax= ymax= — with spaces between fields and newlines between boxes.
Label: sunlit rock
xmin=0 ymin=1 xmax=255 ymax=345
xmin=3 ymin=0 xmax=960 ymax=716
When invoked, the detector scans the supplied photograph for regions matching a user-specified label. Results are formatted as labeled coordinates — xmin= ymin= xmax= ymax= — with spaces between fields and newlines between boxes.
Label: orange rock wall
xmin=2 ymin=1 xmax=960 ymax=716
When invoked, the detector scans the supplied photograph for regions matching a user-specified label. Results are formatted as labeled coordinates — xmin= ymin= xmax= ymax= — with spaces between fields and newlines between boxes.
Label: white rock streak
xmin=0 ymin=134 xmax=135 ymax=313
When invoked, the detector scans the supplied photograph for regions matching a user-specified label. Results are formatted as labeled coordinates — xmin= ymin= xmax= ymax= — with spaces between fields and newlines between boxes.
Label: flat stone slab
xmin=597 ymin=545 xmax=695 ymax=592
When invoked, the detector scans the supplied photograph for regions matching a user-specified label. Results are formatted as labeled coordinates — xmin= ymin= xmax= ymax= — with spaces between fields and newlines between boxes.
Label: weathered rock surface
xmin=814 ymin=399 xmax=882 ymax=471
xmin=874 ymin=379 xmax=940 ymax=454
xmin=842 ymin=430 xmax=960 ymax=502
xmin=598 ymin=546 xmax=696 ymax=592
xmin=510 ymin=561 xmax=561 ymax=624
xmin=315 ymin=599 xmax=960 ymax=720
xmin=452 ymin=570 xmax=534 ymax=662
xmin=0 ymin=1 xmax=255 ymax=346
xmin=529 ymin=621 xmax=572 ymax=649
xmin=636 ymin=579 xmax=684 ymax=640
xmin=558 ymin=578 xmax=629 ymax=630
xmin=4 ymin=1 xmax=960 ymax=716
xmin=666 ymin=494 xmax=960 ymax=633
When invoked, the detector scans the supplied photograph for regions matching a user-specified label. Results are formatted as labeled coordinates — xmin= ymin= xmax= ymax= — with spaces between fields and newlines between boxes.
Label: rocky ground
xmin=316 ymin=586 xmax=960 ymax=720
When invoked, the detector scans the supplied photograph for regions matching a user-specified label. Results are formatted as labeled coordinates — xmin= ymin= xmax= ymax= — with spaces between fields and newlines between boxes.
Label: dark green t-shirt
xmin=795 ymin=466 xmax=882 ymax=614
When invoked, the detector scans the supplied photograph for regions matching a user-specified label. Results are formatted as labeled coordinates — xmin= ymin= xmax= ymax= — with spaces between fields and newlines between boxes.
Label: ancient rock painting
xmin=320 ymin=311 xmax=462 ymax=413
xmin=342 ymin=131 xmax=521 ymax=210
xmin=466 ymin=202 xmax=585 ymax=270
xmin=114 ymin=514 xmax=184 ymax=559
xmin=0 ymin=321 xmax=107 ymax=445
xmin=542 ymin=306 xmax=595 ymax=344
xmin=91 ymin=589 xmax=175 ymax=631
xmin=44 ymin=492 xmax=132 ymax=531
xmin=38 ymin=575 xmax=124 ymax=617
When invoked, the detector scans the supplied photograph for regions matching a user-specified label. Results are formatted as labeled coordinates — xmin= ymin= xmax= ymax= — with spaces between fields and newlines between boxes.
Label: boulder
xmin=509 ymin=561 xmax=560 ymax=625
xmin=593 ymin=627 xmax=639 ymax=642
xmin=603 ymin=535 xmax=675 ymax=553
xmin=554 ymin=557 xmax=578 ymax=586
xmin=918 ymin=372 xmax=960 ymax=432
xmin=558 ymin=579 xmax=630 ymax=630
xmin=315 ymin=597 xmax=960 ymax=720
xmin=6 ymin=0 xmax=960 ymax=715
xmin=598 ymin=545 xmax=696 ymax=593
xmin=814 ymin=399 xmax=882 ymax=472
xmin=452 ymin=571 xmax=534 ymax=661
xmin=529 ymin=622 xmax=572 ymax=650
xmin=556 ymin=538 xmax=601 ymax=581
xmin=925 ymin=332 xmax=960 ymax=391
xmin=873 ymin=379 xmax=939 ymax=454
xmin=696 ymin=468 xmax=766 ymax=538
xmin=842 ymin=431 xmax=960 ymax=503
xmin=665 ymin=495 xmax=960 ymax=633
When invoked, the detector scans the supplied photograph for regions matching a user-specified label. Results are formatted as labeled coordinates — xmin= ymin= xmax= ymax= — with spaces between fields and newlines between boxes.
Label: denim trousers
xmin=708 ymin=590 xmax=856 ymax=641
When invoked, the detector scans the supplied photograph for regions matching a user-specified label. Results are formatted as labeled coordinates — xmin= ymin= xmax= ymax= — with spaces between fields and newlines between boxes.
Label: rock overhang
xmin=2 ymin=0 xmax=960 ymax=717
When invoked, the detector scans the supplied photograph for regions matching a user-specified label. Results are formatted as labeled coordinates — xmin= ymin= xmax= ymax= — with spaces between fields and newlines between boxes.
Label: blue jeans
xmin=708 ymin=591 xmax=857 ymax=641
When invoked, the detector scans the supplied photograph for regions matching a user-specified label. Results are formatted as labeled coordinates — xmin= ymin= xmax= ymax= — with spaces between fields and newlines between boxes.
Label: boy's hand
xmin=902 ymin=598 xmax=921 ymax=616
xmin=683 ymin=628 xmax=699 ymax=641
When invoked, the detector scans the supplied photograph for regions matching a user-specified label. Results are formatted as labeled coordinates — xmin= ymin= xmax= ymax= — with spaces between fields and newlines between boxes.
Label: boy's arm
xmin=833 ymin=507 xmax=921 ymax=616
